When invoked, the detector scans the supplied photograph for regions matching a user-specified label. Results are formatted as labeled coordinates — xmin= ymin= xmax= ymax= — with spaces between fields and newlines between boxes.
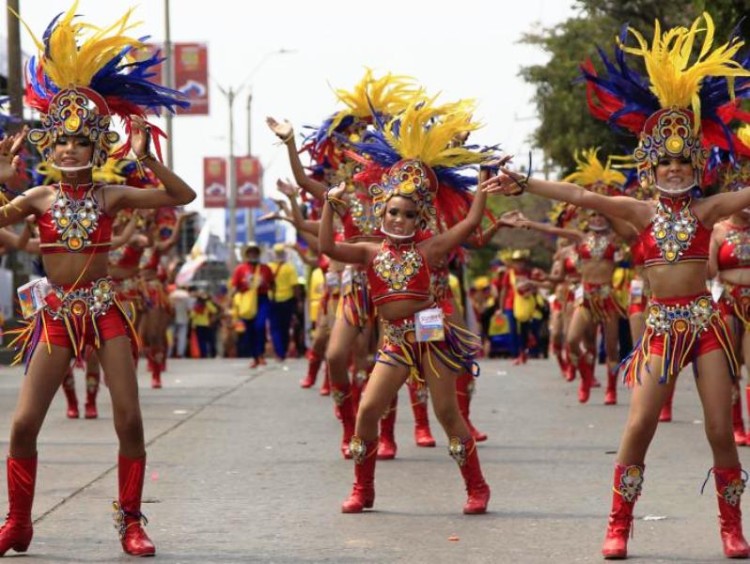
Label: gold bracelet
xmin=137 ymin=153 xmax=155 ymax=163
xmin=280 ymin=132 xmax=294 ymax=144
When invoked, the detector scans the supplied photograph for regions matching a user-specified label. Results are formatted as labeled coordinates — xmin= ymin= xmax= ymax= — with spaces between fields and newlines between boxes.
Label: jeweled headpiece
xmin=21 ymin=2 xmax=188 ymax=167
xmin=581 ymin=13 xmax=750 ymax=189
xmin=354 ymin=97 xmax=491 ymax=232
xmin=563 ymin=148 xmax=627 ymax=195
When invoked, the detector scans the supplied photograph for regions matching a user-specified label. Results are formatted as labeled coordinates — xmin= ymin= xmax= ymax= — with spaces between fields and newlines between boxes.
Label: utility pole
xmin=6 ymin=0 xmax=22 ymax=124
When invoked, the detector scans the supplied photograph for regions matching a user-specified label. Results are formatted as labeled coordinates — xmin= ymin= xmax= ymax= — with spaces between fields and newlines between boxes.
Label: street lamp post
xmin=220 ymin=48 xmax=295 ymax=268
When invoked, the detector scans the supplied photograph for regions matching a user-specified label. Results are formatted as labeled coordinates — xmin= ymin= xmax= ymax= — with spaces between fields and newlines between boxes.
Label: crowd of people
xmin=1 ymin=4 xmax=750 ymax=562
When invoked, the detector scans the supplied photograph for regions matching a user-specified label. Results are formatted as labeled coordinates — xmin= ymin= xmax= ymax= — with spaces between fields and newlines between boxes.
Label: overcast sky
xmin=4 ymin=0 xmax=577 ymax=237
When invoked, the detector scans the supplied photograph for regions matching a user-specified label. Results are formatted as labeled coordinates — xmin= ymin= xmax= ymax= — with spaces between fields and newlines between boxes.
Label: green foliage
xmin=519 ymin=0 xmax=747 ymax=174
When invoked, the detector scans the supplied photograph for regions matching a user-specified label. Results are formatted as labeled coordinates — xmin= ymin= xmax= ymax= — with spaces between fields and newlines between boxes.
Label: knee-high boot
xmin=733 ymin=389 xmax=747 ymax=446
xmin=113 ymin=455 xmax=155 ymax=556
xmin=300 ymin=350 xmax=323 ymax=388
xmin=659 ymin=386 xmax=675 ymax=422
xmin=456 ymin=373 xmax=487 ymax=442
xmin=604 ymin=367 xmax=618 ymax=406
xmin=319 ymin=365 xmax=331 ymax=396
xmin=332 ymin=383 xmax=356 ymax=459
xmin=449 ymin=436 xmax=490 ymax=514
xmin=377 ymin=396 xmax=398 ymax=460
xmin=408 ymin=382 xmax=436 ymax=447
xmin=563 ymin=344 xmax=576 ymax=382
xmin=602 ymin=463 xmax=644 ymax=559
xmin=552 ymin=341 xmax=568 ymax=380
xmin=577 ymin=353 xmax=594 ymax=404
xmin=0 ymin=456 xmax=36 ymax=556
xmin=84 ymin=371 xmax=100 ymax=419
xmin=341 ymin=437 xmax=377 ymax=513
xmin=62 ymin=368 xmax=79 ymax=419
xmin=146 ymin=348 xmax=162 ymax=389
xmin=712 ymin=467 xmax=750 ymax=558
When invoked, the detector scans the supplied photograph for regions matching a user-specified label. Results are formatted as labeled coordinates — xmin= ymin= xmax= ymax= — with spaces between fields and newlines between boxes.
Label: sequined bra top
xmin=367 ymin=240 xmax=432 ymax=306
xmin=631 ymin=239 xmax=644 ymax=268
xmin=38 ymin=183 xmax=113 ymax=255
xmin=111 ymin=243 xmax=145 ymax=270
xmin=341 ymin=193 xmax=383 ymax=241
xmin=563 ymin=249 xmax=580 ymax=276
xmin=638 ymin=196 xmax=710 ymax=266
xmin=577 ymin=233 xmax=617 ymax=261
xmin=718 ymin=223 xmax=750 ymax=270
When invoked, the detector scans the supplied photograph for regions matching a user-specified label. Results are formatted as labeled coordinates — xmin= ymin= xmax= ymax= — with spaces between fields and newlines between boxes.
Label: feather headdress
xmin=581 ymin=13 xmax=750 ymax=188
xmin=20 ymin=1 xmax=189 ymax=166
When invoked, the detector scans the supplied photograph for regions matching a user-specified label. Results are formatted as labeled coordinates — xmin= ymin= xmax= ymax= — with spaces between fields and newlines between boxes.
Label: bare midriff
xmin=645 ymin=261 xmax=709 ymax=299
xmin=377 ymin=298 xmax=436 ymax=322
xmin=579 ymin=259 xmax=615 ymax=285
xmin=43 ymin=253 xmax=110 ymax=286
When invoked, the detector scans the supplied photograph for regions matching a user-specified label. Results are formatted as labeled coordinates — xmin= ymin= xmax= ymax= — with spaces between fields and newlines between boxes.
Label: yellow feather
xmin=619 ymin=13 xmax=750 ymax=130
xmin=563 ymin=148 xmax=626 ymax=187
xmin=384 ymin=97 xmax=485 ymax=168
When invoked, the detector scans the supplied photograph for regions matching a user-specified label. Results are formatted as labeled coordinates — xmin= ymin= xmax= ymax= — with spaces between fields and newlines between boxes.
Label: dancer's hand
xmin=481 ymin=166 xmax=529 ymax=196
xmin=0 ymin=127 xmax=27 ymax=182
xmin=266 ymin=117 xmax=293 ymax=142
xmin=276 ymin=178 xmax=299 ymax=198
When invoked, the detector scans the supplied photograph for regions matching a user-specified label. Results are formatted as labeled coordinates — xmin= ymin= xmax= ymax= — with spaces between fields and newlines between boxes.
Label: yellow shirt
xmin=308 ymin=267 xmax=324 ymax=321
xmin=190 ymin=301 xmax=217 ymax=327
xmin=269 ymin=261 xmax=298 ymax=302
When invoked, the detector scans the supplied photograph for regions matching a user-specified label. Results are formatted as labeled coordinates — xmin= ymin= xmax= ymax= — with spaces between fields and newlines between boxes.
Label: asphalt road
xmin=0 ymin=355 xmax=742 ymax=563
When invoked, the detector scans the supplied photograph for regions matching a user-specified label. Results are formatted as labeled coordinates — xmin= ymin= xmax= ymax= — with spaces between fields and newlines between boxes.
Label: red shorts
xmin=620 ymin=293 xmax=738 ymax=384
xmin=12 ymin=278 xmax=139 ymax=366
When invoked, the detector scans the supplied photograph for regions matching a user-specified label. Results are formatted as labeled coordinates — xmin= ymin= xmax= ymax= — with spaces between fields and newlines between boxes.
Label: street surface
xmin=0 ymin=356 xmax=741 ymax=563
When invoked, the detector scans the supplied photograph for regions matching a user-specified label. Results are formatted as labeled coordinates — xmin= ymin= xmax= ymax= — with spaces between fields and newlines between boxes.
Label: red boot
xmin=377 ymin=396 xmax=398 ymax=460
xmin=113 ymin=455 xmax=155 ymax=556
xmin=332 ymin=383 xmax=356 ymax=459
xmin=456 ymin=373 xmax=487 ymax=442
xmin=563 ymin=345 xmax=576 ymax=382
xmin=408 ymin=383 xmax=436 ymax=447
xmin=0 ymin=456 xmax=36 ymax=556
xmin=62 ymin=369 xmax=79 ymax=419
xmin=713 ymin=467 xmax=750 ymax=558
xmin=733 ymin=393 xmax=747 ymax=446
xmin=84 ymin=371 xmax=100 ymax=419
xmin=319 ymin=366 xmax=331 ymax=396
xmin=147 ymin=349 xmax=163 ymax=389
xmin=577 ymin=353 xmax=594 ymax=404
xmin=659 ymin=386 xmax=675 ymax=423
xmin=300 ymin=350 xmax=322 ymax=389
xmin=341 ymin=437 xmax=377 ymax=513
xmin=512 ymin=350 xmax=528 ymax=366
xmin=604 ymin=368 xmax=618 ymax=406
xmin=602 ymin=463 xmax=644 ymax=559
xmin=449 ymin=436 xmax=490 ymax=514
xmin=552 ymin=342 xmax=568 ymax=380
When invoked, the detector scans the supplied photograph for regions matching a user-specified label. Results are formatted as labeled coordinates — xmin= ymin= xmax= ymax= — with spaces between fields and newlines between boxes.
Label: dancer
xmin=2 ymin=5 xmax=194 ymax=557
xmin=486 ymin=13 xmax=750 ymax=559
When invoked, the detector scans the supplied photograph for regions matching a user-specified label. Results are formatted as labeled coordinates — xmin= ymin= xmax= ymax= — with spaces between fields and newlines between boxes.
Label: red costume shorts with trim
xmin=620 ymin=293 xmax=738 ymax=385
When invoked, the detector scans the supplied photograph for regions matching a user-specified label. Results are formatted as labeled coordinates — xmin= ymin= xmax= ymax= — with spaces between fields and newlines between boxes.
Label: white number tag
xmin=342 ymin=268 xmax=353 ymax=294
xmin=415 ymin=307 xmax=445 ymax=342
xmin=17 ymin=277 xmax=52 ymax=319
xmin=574 ymin=285 xmax=584 ymax=303
xmin=325 ymin=272 xmax=340 ymax=290
xmin=630 ymin=279 xmax=644 ymax=299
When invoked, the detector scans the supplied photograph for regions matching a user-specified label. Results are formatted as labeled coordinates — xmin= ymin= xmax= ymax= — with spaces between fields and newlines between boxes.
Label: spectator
xmin=190 ymin=291 xmax=218 ymax=358
xmin=168 ymin=284 xmax=192 ymax=358
xmin=268 ymin=243 xmax=298 ymax=361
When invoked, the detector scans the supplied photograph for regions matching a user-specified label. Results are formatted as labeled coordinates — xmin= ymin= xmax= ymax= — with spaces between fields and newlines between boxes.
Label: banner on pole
xmin=174 ymin=43 xmax=209 ymax=115
xmin=203 ymin=157 xmax=227 ymax=208
xmin=235 ymin=156 xmax=262 ymax=208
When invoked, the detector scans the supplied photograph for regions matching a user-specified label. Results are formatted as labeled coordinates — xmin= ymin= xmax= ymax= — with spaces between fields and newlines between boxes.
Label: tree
xmin=519 ymin=0 xmax=747 ymax=174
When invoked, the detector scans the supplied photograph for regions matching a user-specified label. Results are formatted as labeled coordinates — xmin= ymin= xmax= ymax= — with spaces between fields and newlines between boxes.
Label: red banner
xmin=174 ymin=43 xmax=209 ymax=115
xmin=235 ymin=156 xmax=263 ymax=208
xmin=203 ymin=157 xmax=227 ymax=208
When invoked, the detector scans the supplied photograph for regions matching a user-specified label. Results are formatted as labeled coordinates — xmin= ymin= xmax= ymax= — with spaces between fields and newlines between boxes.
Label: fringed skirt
xmin=10 ymin=277 xmax=139 ymax=366
xmin=619 ymin=293 xmax=738 ymax=385
xmin=375 ymin=312 xmax=481 ymax=386
xmin=579 ymin=282 xmax=627 ymax=322
xmin=720 ymin=282 xmax=750 ymax=332
xmin=336 ymin=266 xmax=372 ymax=329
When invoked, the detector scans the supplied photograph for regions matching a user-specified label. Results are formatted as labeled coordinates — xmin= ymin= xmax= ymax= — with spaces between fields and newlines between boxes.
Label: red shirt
xmin=231 ymin=262 xmax=274 ymax=295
